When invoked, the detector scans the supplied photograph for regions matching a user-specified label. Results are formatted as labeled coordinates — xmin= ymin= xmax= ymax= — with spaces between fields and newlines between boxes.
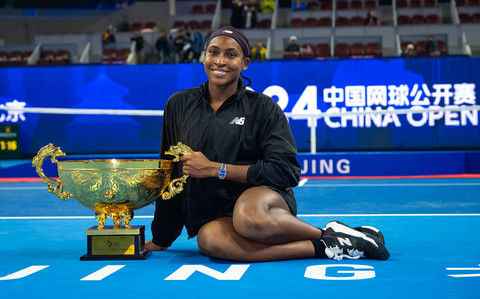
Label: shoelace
xmin=321 ymin=240 xmax=365 ymax=261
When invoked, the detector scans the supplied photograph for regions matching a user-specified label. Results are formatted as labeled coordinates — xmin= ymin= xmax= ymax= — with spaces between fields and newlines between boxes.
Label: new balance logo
xmin=229 ymin=117 xmax=245 ymax=125
xmin=338 ymin=237 xmax=353 ymax=247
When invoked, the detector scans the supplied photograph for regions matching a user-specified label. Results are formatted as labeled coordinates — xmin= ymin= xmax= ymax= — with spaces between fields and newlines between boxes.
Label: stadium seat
xmin=350 ymin=42 xmax=365 ymax=56
xmin=187 ymin=20 xmax=201 ymax=29
xmin=290 ymin=18 xmax=304 ymax=27
xmin=335 ymin=43 xmax=350 ymax=57
xmin=116 ymin=48 xmax=131 ymax=63
xmin=426 ymin=14 xmax=441 ymax=24
xmin=459 ymin=13 xmax=471 ymax=23
xmin=300 ymin=44 xmax=315 ymax=57
xmin=144 ymin=21 xmax=157 ymax=29
xmin=410 ymin=0 xmax=422 ymax=7
xmin=423 ymin=0 xmax=436 ymax=7
xmin=320 ymin=0 xmax=332 ymax=10
xmin=130 ymin=22 xmax=143 ymax=31
xmin=365 ymin=0 xmax=377 ymax=9
xmin=256 ymin=19 xmax=271 ymax=28
xmin=201 ymin=20 xmax=212 ymax=29
xmin=56 ymin=49 xmax=70 ymax=64
xmin=206 ymin=4 xmax=216 ymax=14
xmin=41 ymin=49 xmax=55 ymax=61
xmin=0 ymin=51 xmax=9 ymax=65
xmin=366 ymin=42 xmax=382 ymax=56
xmin=37 ymin=49 xmax=54 ymax=65
xmin=416 ymin=40 xmax=427 ymax=55
xmin=350 ymin=16 xmax=365 ymax=26
xmin=20 ymin=50 xmax=32 ymax=65
xmin=397 ymin=15 xmax=411 ymax=25
xmin=437 ymin=40 xmax=448 ymax=55
xmin=305 ymin=17 xmax=318 ymax=27
xmin=336 ymin=16 xmax=349 ymax=26
xmin=307 ymin=1 xmax=319 ymax=10
xmin=456 ymin=0 xmax=466 ymax=5
xmin=468 ymin=0 xmax=479 ymax=5
xmin=351 ymin=0 xmax=363 ymax=9
xmin=9 ymin=50 xmax=23 ymax=64
xmin=396 ymin=0 xmax=408 ymax=8
xmin=318 ymin=17 xmax=332 ymax=27
xmin=315 ymin=43 xmax=330 ymax=57
xmin=101 ymin=48 xmax=117 ymax=64
xmin=473 ymin=13 xmax=480 ymax=23
xmin=411 ymin=14 xmax=425 ymax=24
xmin=337 ymin=0 xmax=349 ymax=9
xmin=191 ymin=4 xmax=203 ymax=14
xmin=284 ymin=52 xmax=299 ymax=59
xmin=172 ymin=20 xmax=186 ymax=29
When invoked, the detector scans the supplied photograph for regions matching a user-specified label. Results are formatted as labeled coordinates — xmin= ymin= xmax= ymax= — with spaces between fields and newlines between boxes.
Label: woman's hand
xmin=145 ymin=241 xmax=168 ymax=251
xmin=180 ymin=152 xmax=218 ymax=178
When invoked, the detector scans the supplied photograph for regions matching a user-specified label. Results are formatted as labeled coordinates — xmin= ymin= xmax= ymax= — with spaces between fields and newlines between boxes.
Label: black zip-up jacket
xmin=151 ymin=80 xmax=301 ymax=247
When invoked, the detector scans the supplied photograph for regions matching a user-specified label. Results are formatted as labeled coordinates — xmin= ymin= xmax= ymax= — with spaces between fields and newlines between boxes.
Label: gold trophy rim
xmin=33 ymin=142 xmax=193 ymax=230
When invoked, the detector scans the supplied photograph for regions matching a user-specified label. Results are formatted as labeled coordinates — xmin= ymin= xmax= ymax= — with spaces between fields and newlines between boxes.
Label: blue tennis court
xmin=1 ymin=177 xmax=480 ymax=298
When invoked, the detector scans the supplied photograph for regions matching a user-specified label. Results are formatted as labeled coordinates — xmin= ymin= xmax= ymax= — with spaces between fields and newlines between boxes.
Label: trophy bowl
xmin=32 ymin=142 xmax=193 ymax=230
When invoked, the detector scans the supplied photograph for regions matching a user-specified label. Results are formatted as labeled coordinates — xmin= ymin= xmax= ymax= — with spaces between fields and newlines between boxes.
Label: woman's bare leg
xmin=232 ymin=186 xmax=322 ymax=244
xmin=197 ymin=217 xmax=315 ymax=262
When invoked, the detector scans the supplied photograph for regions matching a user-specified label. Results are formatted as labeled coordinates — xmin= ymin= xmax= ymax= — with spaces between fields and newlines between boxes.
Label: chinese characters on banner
xmin=0 ymin=100 xmax=27 ymax=123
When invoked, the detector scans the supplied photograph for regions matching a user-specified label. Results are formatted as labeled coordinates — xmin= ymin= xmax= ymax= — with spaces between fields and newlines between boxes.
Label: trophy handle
xmin=161 ymin=142 xmax=194 ymax=200
xmin=32 ymin=143 xmax=72 ymax=200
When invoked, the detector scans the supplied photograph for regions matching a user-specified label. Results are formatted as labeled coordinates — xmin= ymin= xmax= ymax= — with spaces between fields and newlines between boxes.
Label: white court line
xmin=0 ymin=266 xmax=49 ymax=281
xmin=2 ymin=183 xmax=478 ymax=191
xmin=300 ymin=183 xmax=480 ymax=187
xmin=2 ymin=214 xmax=480 ymax=220
xmin=80 ymin=265 xmax=125 ymax=281
xmin=298 ymin=178 xmax=308 ymax=187
xmin=0 ymin=187 xmax=46 ymax=190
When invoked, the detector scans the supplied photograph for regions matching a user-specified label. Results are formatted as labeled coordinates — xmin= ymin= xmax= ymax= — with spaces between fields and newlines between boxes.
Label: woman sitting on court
xmin=145 ymin=26 xmax=389 ymax=262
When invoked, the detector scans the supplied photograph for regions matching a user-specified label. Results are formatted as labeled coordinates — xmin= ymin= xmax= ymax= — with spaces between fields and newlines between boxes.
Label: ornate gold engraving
xmin=32 ymin=143 xmax=193 ymax=229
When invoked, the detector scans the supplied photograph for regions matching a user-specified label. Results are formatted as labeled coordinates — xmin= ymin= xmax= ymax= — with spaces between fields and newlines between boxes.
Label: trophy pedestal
xmin=80 ymin=225 xmax=151 ymax=261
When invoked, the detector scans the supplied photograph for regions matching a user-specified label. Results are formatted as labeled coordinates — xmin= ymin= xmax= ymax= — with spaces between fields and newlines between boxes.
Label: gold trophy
xmin=32 ymin=142 xmax=193 ymax=260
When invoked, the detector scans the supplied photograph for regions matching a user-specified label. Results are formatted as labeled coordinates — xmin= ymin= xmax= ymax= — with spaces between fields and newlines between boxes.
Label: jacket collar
xmin=199 ymin=79 xmax=247 ymax=106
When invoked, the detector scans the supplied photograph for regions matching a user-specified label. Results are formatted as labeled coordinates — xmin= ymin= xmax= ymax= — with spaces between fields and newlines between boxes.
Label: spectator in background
xmin=191 ymin=26 xmax=204 ymax=62
xmin=284 ymin=35 xmax=300 ymax=58
xmin=244 ymin=2 xmax=258 ymax=29
xmin=116 ymin=13 xmax=130 ymax=32
xmin=130 ymin=29 xmax=146 ymax=64
xmin=251 ymin=40 xmax=266 ymax=61
xmin=182 ymin=32 xmax=195 ymax=63
xmin=403 ymin=43 xmax=416 ymax=58
xmin=365 ymin=11 xmax=380 ymax=26
xmin=173 ymin=29 xmax=186 ymax=63
xmin=155 ymin=29 xmax=173 ymax=64
xmin=247 ymin=0 xmax=261 ymax=11
xmin=101 ymin=26 xmax=116 ymax=51
xmin=292 ymin=0 xmax=307 ymax=11
xmin=204 ymin=27 xmax=213 ymax=44
xmin=231 ymin=0 xmax=245 ymax=28
xmin=261 ymin=0 xmax=275 ymax=12
xmin=426 ymin=35 xmax=440 ymax=57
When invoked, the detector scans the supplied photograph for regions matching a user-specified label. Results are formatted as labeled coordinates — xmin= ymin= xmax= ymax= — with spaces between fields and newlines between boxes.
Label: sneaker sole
xmin=326 ymin=221 xmax=390 ymax=260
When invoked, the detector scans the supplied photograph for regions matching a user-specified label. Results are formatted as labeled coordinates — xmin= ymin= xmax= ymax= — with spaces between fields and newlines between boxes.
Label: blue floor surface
xmin=1 ymin=178 xmax=480 ymax=298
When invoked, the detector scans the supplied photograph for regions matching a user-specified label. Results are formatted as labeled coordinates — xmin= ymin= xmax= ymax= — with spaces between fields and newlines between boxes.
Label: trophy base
xmin=80 ymin=225 xmax=152 ymax=261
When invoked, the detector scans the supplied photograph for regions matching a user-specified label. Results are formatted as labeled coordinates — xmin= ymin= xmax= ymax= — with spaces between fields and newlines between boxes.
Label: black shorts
xmin=185 ymin=186 xmax=297 ymax=238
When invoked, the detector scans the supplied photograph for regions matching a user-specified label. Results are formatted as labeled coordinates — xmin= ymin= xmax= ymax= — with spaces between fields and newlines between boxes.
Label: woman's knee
xmin=233 ymin=191 xmax=272 ymax=239
xmin=196 ymin=220 xmax=232 ymax=259
xmin=233 ymin=187 xmax=288 ymax=240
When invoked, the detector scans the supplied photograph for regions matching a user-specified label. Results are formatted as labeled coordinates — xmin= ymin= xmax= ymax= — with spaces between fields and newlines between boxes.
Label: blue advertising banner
xmin=0 ymin=56 xmax=478 ymax=155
